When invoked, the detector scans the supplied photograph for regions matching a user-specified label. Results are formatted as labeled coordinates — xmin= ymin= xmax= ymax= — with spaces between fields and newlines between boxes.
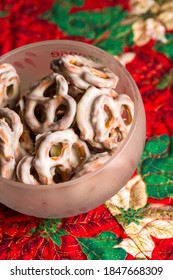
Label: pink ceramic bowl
xmin=0 ymin=40 xmax=146 ymax=218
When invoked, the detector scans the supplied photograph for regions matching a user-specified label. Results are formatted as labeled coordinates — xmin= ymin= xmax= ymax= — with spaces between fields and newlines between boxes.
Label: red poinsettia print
xmin=0 ymin=0 xmax=68 ymax=56
xmin=148 ymin=197 xmax=173 ymax=207
xmin=0 ymin=15 xmax=66 ymax=56
xmin=146 ymin=95 xmax=173 ymax=138
xmin=0 ymin=204 xmax=131 ymax=260
xmin=125 ymin=42 xmax=172 ymax=103
xmin=124 ymin=42 xmax=173 ymax=138
xmin=0 ymin=17 xmax=12 ymax=55
xmin=11 ymin=17 xmax=65 ymax=48
xmin=62 ymin=205 xmax=128 ymax=238
xmin=0 ymin=0 xmax=54 ymax=16
xmin=152 ymin=237 xmax=173 ymax=260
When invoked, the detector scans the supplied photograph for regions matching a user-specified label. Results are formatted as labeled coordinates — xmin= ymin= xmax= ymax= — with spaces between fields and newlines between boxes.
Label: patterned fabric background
xmin=0 ymin=0 xmax=173 ymax=260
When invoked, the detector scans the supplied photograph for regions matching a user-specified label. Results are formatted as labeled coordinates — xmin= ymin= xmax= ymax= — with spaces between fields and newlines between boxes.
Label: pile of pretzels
xmin=0 ymin=54 xmax=134 ymax=185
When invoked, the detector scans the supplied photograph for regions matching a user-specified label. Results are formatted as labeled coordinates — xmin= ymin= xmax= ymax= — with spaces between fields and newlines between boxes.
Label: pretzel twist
xmin=50 ymin=54 xmax=119 ymax=92
xmin=0 ymin=107 xmax=23 ymax=160
xmin=16 ymin=156 xmax=40 ymax=185
xmin=0 ymin=63 xmax=20 ymax=108
xmin=0 ymin=119 xmax=16 ymax=179
xmin=92 ymin=93 xmax=134 ymax=149
xmin=23 ymin=74 xmax=76 ymax=134
xmin=51 ymin=54 xmax=103 ymax=74
xmin=77 ymin=86 xmax=134 ymax=150
xmin=33 ymin=129 xmax=90 ymax=184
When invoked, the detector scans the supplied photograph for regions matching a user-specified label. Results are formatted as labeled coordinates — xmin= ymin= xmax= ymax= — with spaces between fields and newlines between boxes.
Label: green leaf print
xmin=0 ymin=11 xmax=8 ymax=17
xmin=43 ymin=2 xmax=133 ymax=54
xmin=154 ymin=34 xmax=173 ymax=60
xmin=138 ymin=135 xmax=173 ymax=199
xmin=77 ymin=231 xmax=126 ymax=260
xmin=49 ymin=228 xmax=68 ymax=247
xmin=157 ymin=74 xmax=170 ymax=89
xmin=96 ymin=24 xmax=134 ymax=54
xmin=31 ymin=218 xmax=68 ymax=246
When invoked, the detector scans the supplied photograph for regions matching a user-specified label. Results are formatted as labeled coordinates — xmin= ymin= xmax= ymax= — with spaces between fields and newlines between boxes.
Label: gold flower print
xmin=129 ymin=0 xmax=173 ymax=46
xmin=106 ymin=175 xmax=173 ymax=258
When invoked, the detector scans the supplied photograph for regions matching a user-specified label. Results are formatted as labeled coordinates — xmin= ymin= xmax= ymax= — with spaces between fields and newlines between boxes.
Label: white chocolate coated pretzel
xmin=51 ymin=54 xmax=119 ymax=91
xmin=0 ymin=63 xmax=20 ymax=108
xmin=0 ymin=107 xmax=23 ymax=160
xmin=77 ymin=86 xmax=118 ymax=149
xmin=92 ymin=93 xmax=134 ymax=149
xmin=51 ymin=54 xmax=104 ymax=75
xmin=77 ymin=86 xmax=134 ymax=150
xmin=16 ymin=156 xmax=40 ymax=185
xmin=0 ymin=119 xmax=15 ymax=179
xmin=23 ymin=74 xmax=76 ymax=134
xmin=33 ymin=129 xmax=90 ymax=184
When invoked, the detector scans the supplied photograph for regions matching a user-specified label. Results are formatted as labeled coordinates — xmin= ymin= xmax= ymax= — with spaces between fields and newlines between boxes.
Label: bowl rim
xmin=0 ymin=39 xmax=142 ymax=190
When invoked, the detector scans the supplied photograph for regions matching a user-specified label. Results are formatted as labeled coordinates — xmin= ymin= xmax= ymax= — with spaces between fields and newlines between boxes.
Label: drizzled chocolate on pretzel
xmin=0 ymin=54 xmax=134 ymax=184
